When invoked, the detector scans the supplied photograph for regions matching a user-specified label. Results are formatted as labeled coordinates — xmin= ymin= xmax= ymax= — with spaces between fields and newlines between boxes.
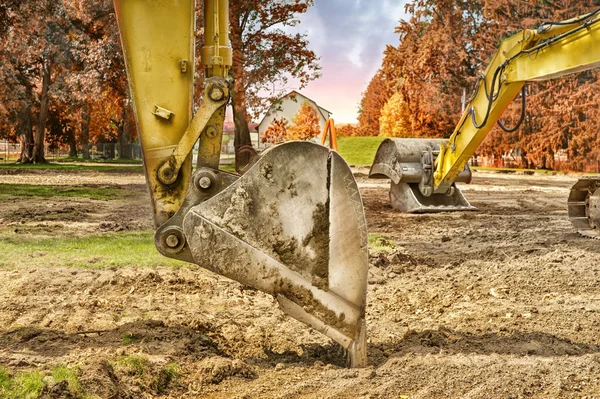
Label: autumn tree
xmin=358 ymin=71 xmax=391 ymax=136
xmin=0 ymin=0 xmax=91 ymax=163
xmin=371 ymin=0 xmax=600 ymax=171
xmin=229 ymin=0 xmax=321 ymax=168
xmin=287 ymin=102 xmax=321 ymax=141
xmin=262 ymin=118 xmax=288 ymax=144
xmin=336 ymin=124 xmax=359 ymax=138
xmin=475 ymin=0 xmax=600 ymax=170
xmin=65 ymin=0 xmax=132 ymax=159
xmin=379 ymin=92 xmax=411 ymax=137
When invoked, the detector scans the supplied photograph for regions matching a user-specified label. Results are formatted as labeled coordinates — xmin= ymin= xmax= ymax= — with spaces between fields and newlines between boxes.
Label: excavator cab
xmin=113 ymin=0 xmax=368 ymax=367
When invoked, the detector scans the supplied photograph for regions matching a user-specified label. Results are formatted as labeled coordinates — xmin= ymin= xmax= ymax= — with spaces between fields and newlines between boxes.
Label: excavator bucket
xmin=568 ymin=177 xmax=600 ymax=239
xmin=158 ymin=142 xmax=369 ymax=367
xmin=114 ymin=0 xmax=368 ymax=367
xmin=369 ymin=138 xmax=475 ymax=213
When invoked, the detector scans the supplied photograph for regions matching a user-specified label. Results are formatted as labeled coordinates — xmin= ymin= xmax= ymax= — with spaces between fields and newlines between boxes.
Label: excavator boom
xmin=371 ymin=8 xmax=600 ymax=238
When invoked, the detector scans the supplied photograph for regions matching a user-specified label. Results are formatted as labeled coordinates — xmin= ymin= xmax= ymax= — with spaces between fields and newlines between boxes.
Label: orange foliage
xmin=287 ymin=102 xmax=321 ymax=141
xmin=336 ymin=124 xmax=359 ymax=137
xmin=261 ymin=102 xmax=322 ymax=144
xmin=262 ymin=118 xmax=288 ymax=144
xmin=365 ymin=0 xmax=600 ymax=171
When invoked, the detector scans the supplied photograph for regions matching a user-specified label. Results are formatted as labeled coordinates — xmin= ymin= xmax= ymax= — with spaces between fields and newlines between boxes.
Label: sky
xmin=286 ymin=0 xmax=409 ymax=124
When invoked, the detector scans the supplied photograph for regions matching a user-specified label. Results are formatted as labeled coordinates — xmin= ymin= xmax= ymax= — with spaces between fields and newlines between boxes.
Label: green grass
xmin=337 ymin=137 xmax=386 ymax=166
xmin=163 ymin=363 xmax=180 ymax=379
xmin=152 ymin=363 xmax=180 ymax=394
xmin=52 ymin=365 xmax=83 ymax=395
xmin=368 ymin=233 xmax=397 ymax=253
xmin=0 ymin=162 xmax=143 ymax=173
xmin=0 ymin=367 xmax=44 ymax=399
xmin=0 ymin=365 xmax=87 ymax=398
xmin=121 ymin=333 xmax=143 ymax=345
xmin=0 ymin=231 xmax=186 ymax=269
xmin=0 ymin=184 xmax=129 ymax=200
xmin=0 ymin=366 xmax=11 ymax=393
xmin=117 ymin=355 xmax=148 ymax=378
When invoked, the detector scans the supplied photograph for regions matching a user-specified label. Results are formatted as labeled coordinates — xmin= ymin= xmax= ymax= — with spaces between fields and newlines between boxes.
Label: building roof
xmin=257 ymin=91 xmax=332 ymax=130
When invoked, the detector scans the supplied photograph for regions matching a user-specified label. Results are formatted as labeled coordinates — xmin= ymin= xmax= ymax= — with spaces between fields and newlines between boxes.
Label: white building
xmin=256 ymin=91 xmax=332 ymax=139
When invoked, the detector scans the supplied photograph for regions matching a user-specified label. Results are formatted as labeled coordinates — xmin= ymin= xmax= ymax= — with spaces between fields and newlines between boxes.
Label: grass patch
xmin=0 ymin=365 xmax=87 ymax=398
xmin=0 ymin=162 xmax=143 ymax=173
xmin=121 ymin=333 xmax=142 ymax=345
xmin=336 ymin=136 xmax=386 ymax=166
xmin=152 ymin=363 xmax=180 ymax=394
xmin=0 ymin=231 xmax=186 ymax=269
xmin=0 ymin=366 xmax=11 ymax=393
xmin=118 ymin=355 xmax=148 ymax=378
xmin=0 ymin=184 xmax=129 ymax=200
xmin=218 ymin=164 xmax=237 ymax=173
xmin=368 ymin=233 xmax=397 ymax=253
xmin=52 ymin=365 xmax=83 ymax=395
xmin=0 ymin=367 xmax=44 ymax=399
xmin=163 ymin=363 xmax=180 ymax=379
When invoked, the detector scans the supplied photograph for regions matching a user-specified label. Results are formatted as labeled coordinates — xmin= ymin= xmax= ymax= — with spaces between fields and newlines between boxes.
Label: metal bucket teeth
xmin=568 ymin=177 xmax=600 ymax=239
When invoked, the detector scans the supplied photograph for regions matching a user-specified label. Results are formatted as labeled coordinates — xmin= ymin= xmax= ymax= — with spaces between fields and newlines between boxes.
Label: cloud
xmin=274 ymin=0 xmax=410 ymax=123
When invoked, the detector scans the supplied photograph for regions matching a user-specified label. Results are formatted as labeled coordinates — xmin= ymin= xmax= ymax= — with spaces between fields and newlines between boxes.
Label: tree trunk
xmin=118 ymin=104 xmax=131 ymax=159
xmin=230 ymin=11 xmax=253 ymax=170
xmin=17 ymin=103 xmax=34 ymax=163
xmin=67 ymin=129 xmax=77 ymax=158
xmin=32 ymin=58 xmax=50 ymax=163
xmin=81 ymin=102 xmax=91 ymax=160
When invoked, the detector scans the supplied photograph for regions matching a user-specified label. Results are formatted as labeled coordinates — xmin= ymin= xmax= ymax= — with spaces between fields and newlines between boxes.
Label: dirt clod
xmin=197 ymin=357 xmax=257 ymax=384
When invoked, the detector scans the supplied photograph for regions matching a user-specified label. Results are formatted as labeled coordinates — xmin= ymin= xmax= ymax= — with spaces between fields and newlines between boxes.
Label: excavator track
xmin=568 ymin=177 xmax=600 ymax=239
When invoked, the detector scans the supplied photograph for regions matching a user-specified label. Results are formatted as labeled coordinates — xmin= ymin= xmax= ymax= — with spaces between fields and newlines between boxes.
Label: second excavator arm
xmin=371 ymin=8 xmax=600 ymax=237
xmin=434 ymin=8 xmax=600 ymax=195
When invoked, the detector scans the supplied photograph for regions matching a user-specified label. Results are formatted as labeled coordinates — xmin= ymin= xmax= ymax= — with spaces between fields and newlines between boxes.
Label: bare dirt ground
xmin=1 ymin=169 xmax=600 ymax=398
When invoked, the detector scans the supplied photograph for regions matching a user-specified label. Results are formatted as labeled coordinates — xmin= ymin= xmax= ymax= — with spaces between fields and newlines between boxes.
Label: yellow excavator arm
xmin=114 ymin=0 xmax=369 ymax=367
xmin=435 ymin=8 xmax=600 ymax=194
xmin=370 ymin=8 xmax=600 ymax=237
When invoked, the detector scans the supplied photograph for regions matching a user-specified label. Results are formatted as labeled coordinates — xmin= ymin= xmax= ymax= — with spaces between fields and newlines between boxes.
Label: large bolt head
xmin=165 ymin=234 xmax=180 ymax=248
xmin=209 ymin=86 xmax=225 ymax=102
xmin=198 ymin=176 xmax=212 ymax=189
xmin=193 ymin=172 xmax=216 ymax=192
xmin=206 ymin=126 xmax=219 ymax=138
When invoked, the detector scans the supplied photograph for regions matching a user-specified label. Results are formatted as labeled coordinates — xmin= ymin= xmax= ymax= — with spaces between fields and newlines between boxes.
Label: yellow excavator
xmin=370 ymin=8 xmax=600 ymax=239
xmin=113 ymin=0 xmax=368 ymax=367
xmin=113 ymin=1 xmax=600 ymax=370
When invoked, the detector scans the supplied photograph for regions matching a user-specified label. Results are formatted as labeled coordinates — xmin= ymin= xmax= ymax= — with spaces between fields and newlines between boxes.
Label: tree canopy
xmin=358 ymin=0 xmax=600 ymax=171
xmin=0 ymin=0 xmax=320 ymax=165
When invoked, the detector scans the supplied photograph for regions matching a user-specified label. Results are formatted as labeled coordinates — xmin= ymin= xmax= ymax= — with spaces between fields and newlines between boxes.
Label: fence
xmin=0 ymin=141 xmax=143 ymax=163
xmin=471 ymin=153 xmax=600 ymax=173
xmin=91 ymin=143 xmax=142 ymax=160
